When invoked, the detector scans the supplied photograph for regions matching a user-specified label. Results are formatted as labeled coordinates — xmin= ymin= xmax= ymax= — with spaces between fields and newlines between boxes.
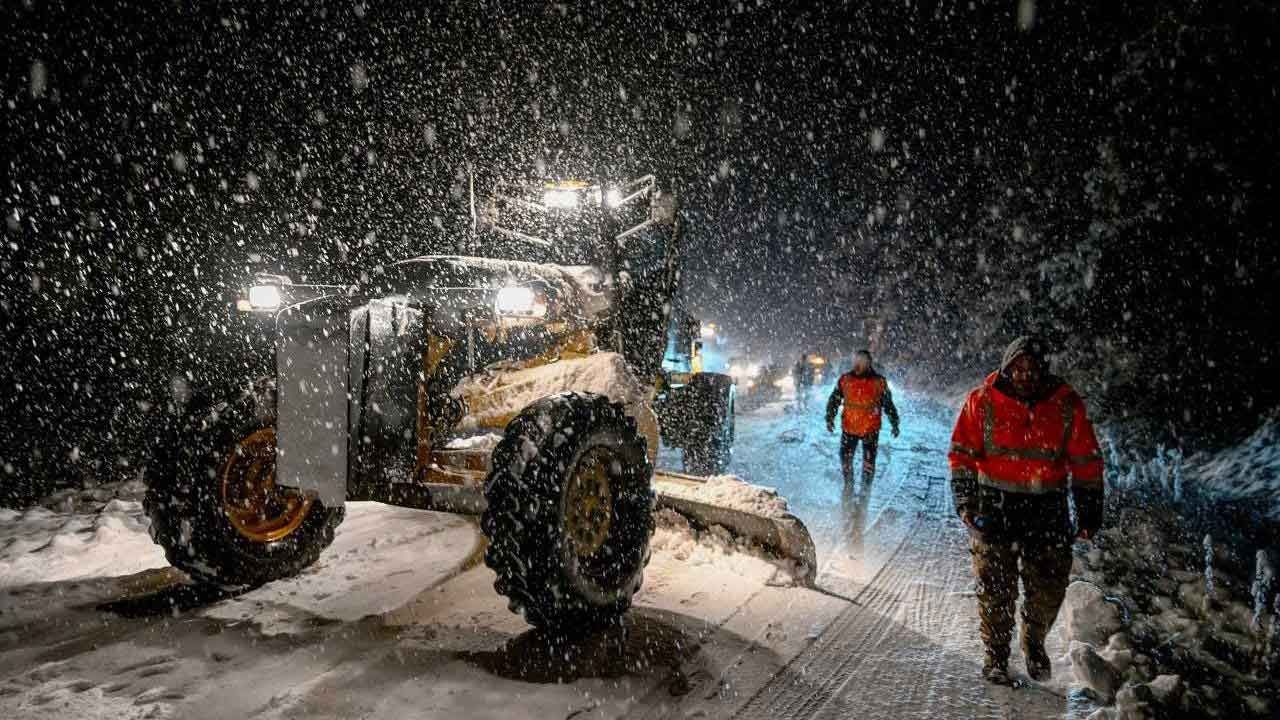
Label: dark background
xmin=3 ymin=0 xmax=1278 ymax=503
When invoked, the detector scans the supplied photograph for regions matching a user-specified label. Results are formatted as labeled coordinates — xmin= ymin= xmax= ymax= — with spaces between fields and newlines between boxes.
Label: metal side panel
xmin=275 ymin=315 xmax=350 ymax=507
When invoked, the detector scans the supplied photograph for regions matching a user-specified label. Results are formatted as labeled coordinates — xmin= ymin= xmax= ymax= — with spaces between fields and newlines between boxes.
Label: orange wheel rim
xmin=220 ymin=428 xmax=314 ymax=543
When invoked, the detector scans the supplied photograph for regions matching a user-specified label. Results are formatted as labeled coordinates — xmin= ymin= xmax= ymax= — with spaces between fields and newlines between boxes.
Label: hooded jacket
xmin=948 ymin=337 xmax=1105 ymax=537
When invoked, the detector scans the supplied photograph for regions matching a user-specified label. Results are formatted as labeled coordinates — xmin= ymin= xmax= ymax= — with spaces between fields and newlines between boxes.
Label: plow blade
xmin=653 ymin=471 xmax=818 ymax=586
xmin=369 ymin=472 xmax=818 ymax=587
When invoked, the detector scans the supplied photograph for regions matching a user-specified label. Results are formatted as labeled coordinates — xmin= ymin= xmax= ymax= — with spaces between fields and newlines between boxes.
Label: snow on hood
xmin=453 ymin=352 xmax=647 ymax=432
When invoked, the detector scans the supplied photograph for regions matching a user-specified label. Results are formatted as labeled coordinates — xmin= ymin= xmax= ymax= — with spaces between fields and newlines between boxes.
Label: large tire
xmin=481 ymin=392 xmax=654 ymax=634
xmin=143 ymin=381 xmax=345 ymax=590
xmin=682 ymin=376 xmax=735 ymax=476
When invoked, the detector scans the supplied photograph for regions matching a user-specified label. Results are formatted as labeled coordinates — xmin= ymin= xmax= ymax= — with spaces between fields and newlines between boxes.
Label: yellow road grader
xmin=143 ymin=175 xmax=814 ymax=633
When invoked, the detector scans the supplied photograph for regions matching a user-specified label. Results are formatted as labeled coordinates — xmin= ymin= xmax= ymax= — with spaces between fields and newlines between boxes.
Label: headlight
xmin=543 ymin=189 xmax=579 ymax=209
xmin=495 ymin=285 xmax=547 ymax=317
xmin=247 ymin=284 xmax=283 ymax=310
xmin=604 ymin=188 xmax=623 ymax=207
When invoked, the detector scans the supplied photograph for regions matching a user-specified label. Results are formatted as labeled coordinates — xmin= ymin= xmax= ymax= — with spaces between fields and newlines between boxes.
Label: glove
xmin=891 ymin=425 xmax=900 ymax=438
xmin=826 ymin=420 xmax=835 ymax=434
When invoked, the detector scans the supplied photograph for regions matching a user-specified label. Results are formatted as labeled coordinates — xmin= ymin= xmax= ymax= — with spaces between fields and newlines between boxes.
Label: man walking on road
xmin=826 ymin=350 xmax=900 ymax=487
xmin=948 ymin=336 xmax=1105 ymax=685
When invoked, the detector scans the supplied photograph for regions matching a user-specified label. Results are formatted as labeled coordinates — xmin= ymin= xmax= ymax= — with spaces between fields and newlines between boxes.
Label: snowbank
xmin=1184 ymin=408 xmax=1280 ymax=520
xmin=0 ymin=478 xmax=165 ymax=586
xmin=1066 ymin=506 xmax=1276 ymax=718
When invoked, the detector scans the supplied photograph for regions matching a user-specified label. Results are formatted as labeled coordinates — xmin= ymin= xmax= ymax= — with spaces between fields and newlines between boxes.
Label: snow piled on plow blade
xmin=652 ymin=472 xmax=818 ymax=586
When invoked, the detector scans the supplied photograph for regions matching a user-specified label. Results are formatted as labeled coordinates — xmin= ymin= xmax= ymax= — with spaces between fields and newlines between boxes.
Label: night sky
xmin=4 ymin=1 xmax=1278 ymax=498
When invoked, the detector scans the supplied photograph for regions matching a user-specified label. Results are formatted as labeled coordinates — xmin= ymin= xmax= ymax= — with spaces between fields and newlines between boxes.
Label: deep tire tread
xmin=142 ymin=387 xmax=344 ymax=590
xmin=482 ymin=392 xmax=655 ymax=634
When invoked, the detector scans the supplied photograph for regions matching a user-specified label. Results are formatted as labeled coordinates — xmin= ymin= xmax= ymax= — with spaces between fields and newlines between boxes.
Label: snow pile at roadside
xmin=1065 ymin=507 xmax=1276 ymax=719
xmin=0 ymin=478 xmax=166 ymax=586
xmin=1185 ymin=408 xmax=1280 ymax=520
xmin=454 ymin=352 xmax=647 ymax=431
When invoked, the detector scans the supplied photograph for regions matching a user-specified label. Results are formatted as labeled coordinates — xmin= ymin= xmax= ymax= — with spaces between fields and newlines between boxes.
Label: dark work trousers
xmin=970 ymin=533 xmax=1073 ymax=666
xmin=840 ymin=431 xmax=879 ymax=486
xmin=840 ymin=431 xmax=879 ymax=549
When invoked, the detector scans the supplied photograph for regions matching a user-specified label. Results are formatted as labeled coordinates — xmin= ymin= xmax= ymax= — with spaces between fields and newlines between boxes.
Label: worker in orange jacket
xmin=826 ymin=349 xmax=900 ymax=487
xmin=948 ymin=336 xmax=1104 ymax=685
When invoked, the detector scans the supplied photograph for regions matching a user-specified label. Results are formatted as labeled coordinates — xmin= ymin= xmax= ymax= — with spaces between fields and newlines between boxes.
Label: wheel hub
xmin=221 ymin=428 xmax=314 ymax=543
xmin=564 ymin=447 xmax=615 ymax=558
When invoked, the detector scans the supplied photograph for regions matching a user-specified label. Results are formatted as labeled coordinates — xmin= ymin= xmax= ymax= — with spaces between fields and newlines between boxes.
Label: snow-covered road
xmin=652 ymin=385 xmax=1093 ymax=719
xmin=0 ymin=384 xmax=1099 ymax=719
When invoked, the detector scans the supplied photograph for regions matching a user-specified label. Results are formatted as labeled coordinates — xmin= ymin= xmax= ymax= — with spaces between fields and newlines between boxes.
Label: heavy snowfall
xmin=3 ymin=2 xmax=1279 ymax=720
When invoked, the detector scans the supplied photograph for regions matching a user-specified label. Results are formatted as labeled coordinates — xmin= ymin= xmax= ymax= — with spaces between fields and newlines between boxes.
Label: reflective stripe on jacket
xmin=948 ymin=372 xmax=1103 ymax=495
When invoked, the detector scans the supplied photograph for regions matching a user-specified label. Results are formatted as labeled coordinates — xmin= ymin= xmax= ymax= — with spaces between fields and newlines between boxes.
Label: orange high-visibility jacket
xmin=948 ymin=373 xmax=1103 ymax=495
xmin=832 ymin=372 xmax=895 ymax=435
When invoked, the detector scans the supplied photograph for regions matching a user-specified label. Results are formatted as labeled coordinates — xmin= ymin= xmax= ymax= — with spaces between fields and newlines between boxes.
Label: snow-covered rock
xmin=1146 ymin=674 xmax=1183 ymax=706
xmin=1064 ymin=581 xmax=1125 ymax=646
xmin=1099 ymin=637 xmax=1134 ymax=674
xmin=1113 ymin=683 xmax=1156 ymax=720
xmin=1070 ymin=640 xmax=1123 ymax=702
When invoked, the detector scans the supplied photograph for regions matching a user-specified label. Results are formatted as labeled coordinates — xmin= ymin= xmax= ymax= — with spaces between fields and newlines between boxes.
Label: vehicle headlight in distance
xmin=495 ymin=285 xmax=546 ymax=317
xmin=247 ymin=284 xmax=283 ymax=310
xmin=543 ymin=188 xmax=579 ymax=209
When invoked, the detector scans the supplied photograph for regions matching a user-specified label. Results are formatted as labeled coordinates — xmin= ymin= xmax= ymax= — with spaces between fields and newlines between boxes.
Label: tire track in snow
xmin=732 ymin=462 xmax=1071 ymax=720
xmin=731 ymin=472 xmax=943 ymax=720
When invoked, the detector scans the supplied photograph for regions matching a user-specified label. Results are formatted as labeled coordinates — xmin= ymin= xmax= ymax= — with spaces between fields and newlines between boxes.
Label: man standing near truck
xmin=948 ymin=335 xmax=1105 ymax=685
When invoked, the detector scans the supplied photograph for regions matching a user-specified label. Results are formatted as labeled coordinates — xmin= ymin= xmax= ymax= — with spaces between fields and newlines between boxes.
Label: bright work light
xmin=495 ymin=285 xmax=546 ymax=317
xmin=543 ymin=189 xmax=580 ymax=209
xmin=248 ymin=284 xmax=283 ymax=310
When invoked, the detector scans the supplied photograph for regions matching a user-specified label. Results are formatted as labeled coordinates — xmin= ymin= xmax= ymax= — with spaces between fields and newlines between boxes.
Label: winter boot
xmin=982 ymin=651 xmax=1012 ymax=686
xmin=1021 ymin=628 xmax=1052 ymax=681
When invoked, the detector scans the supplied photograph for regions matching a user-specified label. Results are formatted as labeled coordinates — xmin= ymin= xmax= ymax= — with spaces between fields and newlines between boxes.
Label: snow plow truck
xmin=143 ymin=174 xmax=815 ymax=633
